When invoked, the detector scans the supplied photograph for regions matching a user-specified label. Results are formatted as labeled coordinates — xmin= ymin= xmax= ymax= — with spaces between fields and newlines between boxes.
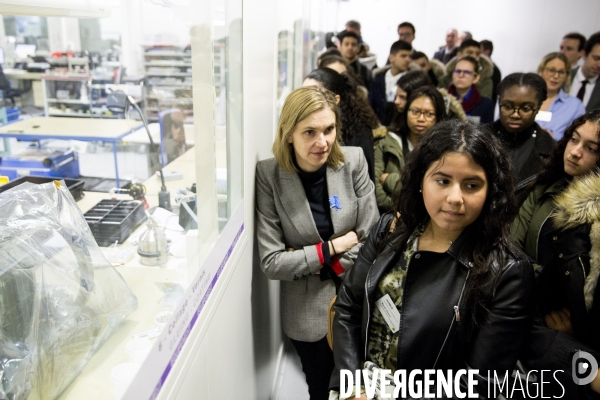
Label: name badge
xmin=535 ymin=110 xmax=552 ymax=122
xmin=466 ymin=115 xmax=481 ymax=124
xmin=375 ymin=294 xmax=400 ymax=333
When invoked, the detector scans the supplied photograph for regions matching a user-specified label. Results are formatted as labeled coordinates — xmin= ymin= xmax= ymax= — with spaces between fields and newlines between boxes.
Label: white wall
xmin=338 ymin=0 xmax=600 ymax=76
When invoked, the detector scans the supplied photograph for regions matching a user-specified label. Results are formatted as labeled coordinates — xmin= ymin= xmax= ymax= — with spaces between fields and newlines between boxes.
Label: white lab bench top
xmin=0 ymin=116 xmax=142 ymax=141
xmin=57 ymin=148 xmax=198 ymax=399
xmin=3 ymin=68 xmax=44 ymax=80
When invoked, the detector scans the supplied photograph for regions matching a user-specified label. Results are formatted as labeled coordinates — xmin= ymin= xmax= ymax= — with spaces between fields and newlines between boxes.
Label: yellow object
xmin=53 ymin=180 xmax=61 ymax=188
xmin=0 ymin=176 xmax=9 ymax=184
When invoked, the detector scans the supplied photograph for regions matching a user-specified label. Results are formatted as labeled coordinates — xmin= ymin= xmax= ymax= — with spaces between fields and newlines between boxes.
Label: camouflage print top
xmin=365 ymin=224 xmax=424 ymax=372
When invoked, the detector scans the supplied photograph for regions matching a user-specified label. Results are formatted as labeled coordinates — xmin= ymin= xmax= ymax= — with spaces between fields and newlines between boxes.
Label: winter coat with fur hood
xmin=512 ymin=172 xmax=600 ymax=351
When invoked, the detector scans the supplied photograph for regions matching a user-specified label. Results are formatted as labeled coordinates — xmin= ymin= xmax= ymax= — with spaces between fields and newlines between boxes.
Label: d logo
xmin=572 ymin=351 xmax=599 ymax=386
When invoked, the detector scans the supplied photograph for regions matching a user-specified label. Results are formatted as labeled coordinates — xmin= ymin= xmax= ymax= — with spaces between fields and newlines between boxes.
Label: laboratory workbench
xmin=58 ymin=148 xmax=198 ymax=400
xmin=0 ymin=117 xmax=143 ymax=187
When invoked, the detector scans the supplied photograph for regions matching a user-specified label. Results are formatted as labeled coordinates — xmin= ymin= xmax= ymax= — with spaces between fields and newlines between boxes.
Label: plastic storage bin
xmin=0 ymin=175 xmax=84 ymax=201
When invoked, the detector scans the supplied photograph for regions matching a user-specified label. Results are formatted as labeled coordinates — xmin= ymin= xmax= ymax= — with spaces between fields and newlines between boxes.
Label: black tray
xmin=0 ymin=175 xmax=85 ymax=201
xmin=84 ymin=199 xmax=146 ymax=246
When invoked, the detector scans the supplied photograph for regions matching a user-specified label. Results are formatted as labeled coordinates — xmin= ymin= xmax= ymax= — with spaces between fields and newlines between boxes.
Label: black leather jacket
xmin=330 ymin=213 xmax=535 ymax=397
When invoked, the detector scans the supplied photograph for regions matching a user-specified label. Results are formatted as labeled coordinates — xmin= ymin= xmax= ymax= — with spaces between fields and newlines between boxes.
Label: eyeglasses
xmin=453 ymin=69 xmax=474 ymax=76
xmin=408 ymin=108 xmax=436 ymax=120
xmin=544 ymin=67 xmax=567 ymax=77
xmin=499 ymin=104 xmax=537 ymax=118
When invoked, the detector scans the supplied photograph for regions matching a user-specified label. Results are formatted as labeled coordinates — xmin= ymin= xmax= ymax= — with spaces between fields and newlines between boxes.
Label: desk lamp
xmin=106 ymin=90 xmax=171 ymax=211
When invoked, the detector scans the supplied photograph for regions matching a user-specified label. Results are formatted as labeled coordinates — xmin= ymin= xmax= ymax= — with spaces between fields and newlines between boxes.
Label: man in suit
xmin=369 ymin=40 xmax=412 ymax=125
xmin=570 ymin=31 xmax=600 ymax=112
xmin=398 ymin=22 xmax=416 ymax=48
xmin=560 ymin=32 xmax=586 ymax=72
xmin=433 ymin=28 xmax=458 ymax=64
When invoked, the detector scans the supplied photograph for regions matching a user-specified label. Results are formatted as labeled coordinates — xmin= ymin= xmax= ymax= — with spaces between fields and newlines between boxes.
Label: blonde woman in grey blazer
xmin=256 ymin=86 xmax=379 ymax=399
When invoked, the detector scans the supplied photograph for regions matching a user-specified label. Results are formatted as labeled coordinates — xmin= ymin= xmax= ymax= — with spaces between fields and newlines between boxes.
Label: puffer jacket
xmin=514 ymin=172 xmax=600 ymax=350
xmin=330 ymin=213 xmax=535 ymax=397
xmin=513 ymin=173 xmax=600 ymax=399
xmin=373 ymin=131 xmax=404 ymax=212
xmin=437 ymin=54 xmax=495 ymax=99
xmin=511 ymin=178 xmax=567 ymax=261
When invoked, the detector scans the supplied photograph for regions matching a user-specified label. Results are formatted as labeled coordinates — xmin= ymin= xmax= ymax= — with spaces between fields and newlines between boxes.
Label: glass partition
xmin=0 ymin=0 xmax=243 ymax=396
xmin=276 ymin=0 xmax=340 ymax=115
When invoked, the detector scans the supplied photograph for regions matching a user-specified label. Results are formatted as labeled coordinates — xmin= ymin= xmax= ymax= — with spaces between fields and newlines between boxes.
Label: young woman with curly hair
xmin=303 ymin=67 xmax=380 ymax=181
xmin=512 ymin=110 xmax=600 ymax=398
xmin=330 ymin=120 xmax=534 ymax=399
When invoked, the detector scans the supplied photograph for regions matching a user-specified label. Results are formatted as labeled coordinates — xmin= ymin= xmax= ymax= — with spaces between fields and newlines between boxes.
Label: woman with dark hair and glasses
xmin=330 ymin=120 xmax=534 ymax=399
xmin=374 ymin=86 xmax=446 ymax=211
xmin=449 ymin=55 xmax=494 ymax=124
xmin=486 ymin=72 xmax=556 ymax=205
xmin=386 ymin=70 xmax=431 ymax=134
xmin=512 ymin=110 xmax=600 ymax=397
xmin=537 ymin=52 xmax=585 ymax=140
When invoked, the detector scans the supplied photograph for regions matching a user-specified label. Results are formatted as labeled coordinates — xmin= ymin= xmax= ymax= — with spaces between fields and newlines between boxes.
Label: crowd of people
xmin=256 ymin=20 xmax=600 ymax=400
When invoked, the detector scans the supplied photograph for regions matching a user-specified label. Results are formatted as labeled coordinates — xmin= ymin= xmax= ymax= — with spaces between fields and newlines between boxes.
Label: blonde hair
xmin=537 ymin=52 xmax=572 ymax=92
xmin=272 ymin=86 xmax=344 ymax=172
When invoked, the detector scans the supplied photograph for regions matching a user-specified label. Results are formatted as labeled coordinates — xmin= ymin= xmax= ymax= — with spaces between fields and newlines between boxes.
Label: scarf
xmin=448 ymin=84 xmax=482 ymax=114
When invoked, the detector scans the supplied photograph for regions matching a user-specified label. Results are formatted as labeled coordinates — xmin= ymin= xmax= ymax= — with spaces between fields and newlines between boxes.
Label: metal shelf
xmin=144 ymin=62 xmax=192 ymax=67
xmin=46 ymin=98 xmax=90 ymax=104
xmin=143 ymin=47 xmax=194 ymax=123
xmin=47 ymin=112 xmax=120 ymax=119
xmin=144 ymin=51 xmax=191 ymax=57
xmin=145 ymin=72 xmax=191 ymax=77
xmin=146 ymin=81 xmax=193 ymax=87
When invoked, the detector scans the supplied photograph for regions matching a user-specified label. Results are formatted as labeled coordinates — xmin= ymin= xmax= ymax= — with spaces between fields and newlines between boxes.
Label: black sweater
xmin=295 ymin=160 xmax=338 ymax=284
xmin=487 ymin=120 xmax=556 ymax=206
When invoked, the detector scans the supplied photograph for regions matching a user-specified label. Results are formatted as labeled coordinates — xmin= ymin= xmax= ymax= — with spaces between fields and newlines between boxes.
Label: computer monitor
xmin=14 ymin=44 xmax=36 ymax=59
xmin=0 ymin=48 xmax=4 ymax=65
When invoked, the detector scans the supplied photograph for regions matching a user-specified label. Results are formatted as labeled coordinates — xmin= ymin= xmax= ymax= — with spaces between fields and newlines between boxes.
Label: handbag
xmin=327 ymin=295 xmax=336 ymax=350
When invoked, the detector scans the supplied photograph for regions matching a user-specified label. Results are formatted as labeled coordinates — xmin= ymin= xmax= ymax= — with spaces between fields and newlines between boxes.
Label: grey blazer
xmin=255 ymin=147 xmax=379 ymax=342
xmin=571 ymin=67 xmax=600 ymax=112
